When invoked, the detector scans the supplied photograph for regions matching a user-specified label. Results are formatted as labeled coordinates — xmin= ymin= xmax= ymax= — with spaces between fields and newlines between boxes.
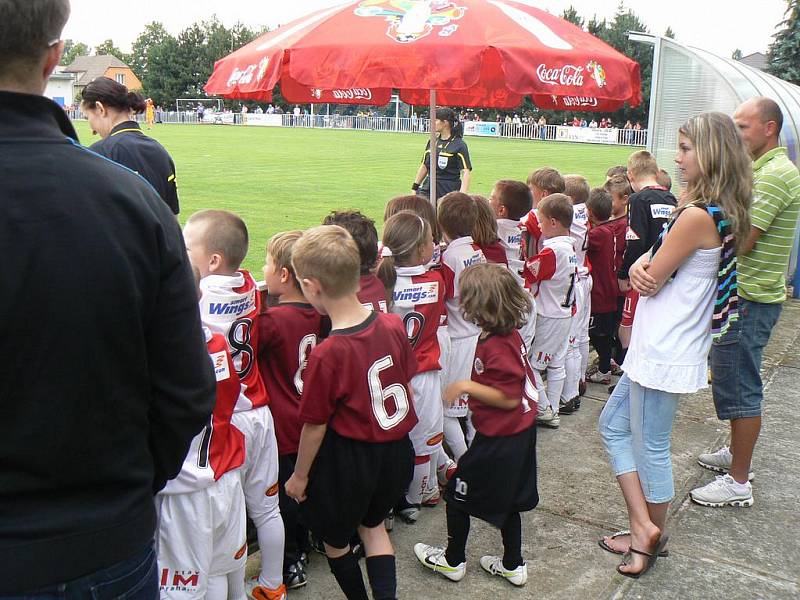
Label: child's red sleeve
xmin=523 ymin=247 xmax=557 ymax=284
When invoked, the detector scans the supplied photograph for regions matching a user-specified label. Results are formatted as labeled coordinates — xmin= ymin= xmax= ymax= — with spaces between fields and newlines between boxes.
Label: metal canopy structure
xmin=632 ymin=32 xmax=800 ymax=295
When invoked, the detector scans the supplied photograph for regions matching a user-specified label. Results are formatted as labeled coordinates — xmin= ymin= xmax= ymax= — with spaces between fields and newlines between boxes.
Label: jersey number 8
xmin=368 ymin=355 xmax=410 ymax=430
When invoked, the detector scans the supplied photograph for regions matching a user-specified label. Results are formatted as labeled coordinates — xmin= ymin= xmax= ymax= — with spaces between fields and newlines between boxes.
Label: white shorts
xmin=231 ymin=405 xmax=280 ymax=520
xmin=156 ymin=471 xmax=247 ymax=599
xmin=443 ymin=334 xmax=479 ymax=418
xmin=519 ymin=300 xmax=537 ymax=355
xmin=436 ymin=325 xmax=451 ymax=395
xmin=530 ymin=315 xmax=571 ymax=371
xmin=408 ymin=370 xmax=444 ymax=456
xmin=569 ymin=276 xmax=592 ymax=347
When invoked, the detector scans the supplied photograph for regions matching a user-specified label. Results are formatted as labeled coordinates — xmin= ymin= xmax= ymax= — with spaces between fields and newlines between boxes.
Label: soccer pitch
xmin=72 ymin=121 xmax=634 ymax=275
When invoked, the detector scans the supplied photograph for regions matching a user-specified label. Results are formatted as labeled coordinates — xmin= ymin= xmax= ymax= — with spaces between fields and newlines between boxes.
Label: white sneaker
xmin=690 ymin=474 xmax=754 ymax=507
xmin=437 ymin=458 xmax=457 ymax=486
xmin=413 ymin=543 xmax=466 ymax=582
xmin=697 ymin=446 xmax=754 ymax=481
xmin=421 ymin=486 xmax=441 ymax=507
xmin=537 ymin=406 xmax=560 ymax=428
xmin=479 ymin=555 xmax=527 ymax=586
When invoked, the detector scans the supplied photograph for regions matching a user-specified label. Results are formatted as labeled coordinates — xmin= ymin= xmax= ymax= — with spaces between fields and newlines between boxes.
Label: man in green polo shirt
xmin=691 ymin=97 xmax=800 ymax=508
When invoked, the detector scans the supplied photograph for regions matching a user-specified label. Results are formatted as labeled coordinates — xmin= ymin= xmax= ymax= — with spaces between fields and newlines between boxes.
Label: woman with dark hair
xmin=81 ymin=77 xmax=180 ymax=214
xmin=412 ymin=107 xmax=472 ymax=200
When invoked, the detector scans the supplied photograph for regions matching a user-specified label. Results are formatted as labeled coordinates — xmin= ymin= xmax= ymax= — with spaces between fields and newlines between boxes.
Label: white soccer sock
xmin=252 ymin=510 xmax=285 ymax=589
xmin=563 ymin=343 xmax=581 ymax=401
xmin=465 ymin=411 xmax=476 ymax=446
xmin=443 ymin=416 xmax=467 ymax=460
xmin=579 ymin=339 xmax=590 ymax=378
xmin=533 ymin=368 xmax=549 ymax=412
xmin=546 ymin=366 xmax=566 ymax=413
xmin=406 ymin=456 xmax=431 ymax=505
xmin=428 ymin=459 xmax=441 ymax=492
xmin=227 ymin=566 xmax=246 ymax=600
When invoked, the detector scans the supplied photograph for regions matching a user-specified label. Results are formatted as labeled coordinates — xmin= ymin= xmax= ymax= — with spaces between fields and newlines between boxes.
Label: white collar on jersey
xmin=395 ymin=264 xmax=428 ymax=276
xmin=445 ymin=235 xmax=475 ymax=249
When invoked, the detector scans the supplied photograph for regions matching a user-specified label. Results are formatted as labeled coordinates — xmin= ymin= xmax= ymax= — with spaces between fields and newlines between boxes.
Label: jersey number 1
xmin=368 ymin=356 xmax=410 ymax=430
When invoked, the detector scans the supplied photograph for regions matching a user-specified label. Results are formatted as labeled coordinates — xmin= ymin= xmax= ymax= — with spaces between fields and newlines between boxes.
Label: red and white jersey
xmin=258 ymin=302 xmax=325 ymax=456
xmin=571 ymin=203 xmax=591 ymax=278
xmin=497 ymin=218 xmax=525 ymax=286
xmin=478 ymin=240 xmax=508 ymax=266
xmin=520 ymin=209 xmax=544 ymax=257
xmin=469 ymin=330 xmax=537 ymax=437
xmin=300 ymin=312 xmax=418 ymax=442
xmin=161 ymin=329 xmax=246 ymax=494
xmin=441 ymin=236 xmax=486 ymax=339
xmin=523 ymin=235 xmax=577 ymax=319
xmin=391 ymin=265 xmax=445 ymax=374
xmin=358 ymin=273 xmax=388 ymax=314
xmin=199 ymin=270 xmax=269 ymax=412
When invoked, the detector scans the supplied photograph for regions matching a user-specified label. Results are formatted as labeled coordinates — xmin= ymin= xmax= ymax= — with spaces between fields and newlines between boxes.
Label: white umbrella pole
xmin=429 ymin=89 xmax=437 ymax=208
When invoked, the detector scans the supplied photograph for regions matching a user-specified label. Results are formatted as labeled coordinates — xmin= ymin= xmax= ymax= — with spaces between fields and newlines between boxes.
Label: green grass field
xmin=72 ymin=121 xmax=633 ymax=275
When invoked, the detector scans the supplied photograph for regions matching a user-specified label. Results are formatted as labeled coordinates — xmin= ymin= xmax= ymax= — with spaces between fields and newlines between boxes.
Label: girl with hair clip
xmin=414 ymin=263 xmax=538 ymax=588
xmin=598 ymin=112 xmax=751 ymax=578
xmin=81 ymin=76 xmax=180 ymax=214
xmin=412 ymin=107 xmax=473 ymax=200
xmin=377 ymin=211 xmax=447 ymax=525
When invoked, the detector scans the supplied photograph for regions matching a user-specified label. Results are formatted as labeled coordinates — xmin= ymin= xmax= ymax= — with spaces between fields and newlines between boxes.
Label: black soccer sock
xmin=501 ymin=512 xmax=524 ymax=570
xmin=365 ymin=554 xmax=397 ymax=600
xmin=617 ymin=346 xmax=628 ymax=364
xmin=327 ymin=551 xmax=368 ymax=600
xmin=445 ymin=503 xmax=470 ymax=566
xmin=591 ymin=332 xmax=613 ymax=373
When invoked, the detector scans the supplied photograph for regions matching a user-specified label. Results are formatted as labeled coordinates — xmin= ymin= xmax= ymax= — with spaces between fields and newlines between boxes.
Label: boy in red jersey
xmin=257 ymin=231 xmax=326 ymax=590
xmin=183 ymin=210 xmax=285 ymax=600
xmin=415 ymin=264 xmax=538 ymax=588
xmin=286 ymin=225 xmax=417 ymax=600
xmin=604 ymin=174 xmax=631 ymax=372
xmin=322 ymin=210 xmax=387 ymax=313
xmin=156 ymin=266 xmax=248 ymax=600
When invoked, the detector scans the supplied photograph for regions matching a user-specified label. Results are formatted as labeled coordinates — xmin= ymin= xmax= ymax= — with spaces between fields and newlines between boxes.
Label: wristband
xmin=411 ymin=182 xmax=420 ymax=191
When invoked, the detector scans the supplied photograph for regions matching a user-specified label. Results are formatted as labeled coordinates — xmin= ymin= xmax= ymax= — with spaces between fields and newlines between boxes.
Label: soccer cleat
xmin=413 ymin=543 xmax=466 ymax=582
xmin=246 ymin=580 xmax=287 ymax=600
xmin=437 ymin=458 xmax=457 ymax=487
xmin=559 ymin=397 xmax=579 ymax=415
xmin=587 ymin=370 xmax=611 ymax=385
xmin=537 ymin=406 xmax=560 ymax=428
xmin=283 ymin=561 xmax=308 ymax=590
xmin=697 ymin=445 xmax=754 ymax=481
xmin=690 ymin=474 xmax=754 ymax=507
xmin=479 ymin=555 xmax=528 ymax=586
xmin=421 ymin=487 xmax=441 ymax=507
xmin=610 ymin=360 xmax=624 ymax=376
xmin=397 ymin=498 xmax=421 ymax=524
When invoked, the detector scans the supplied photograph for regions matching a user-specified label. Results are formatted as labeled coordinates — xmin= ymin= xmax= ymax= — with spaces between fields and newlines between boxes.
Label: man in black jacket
xmin=0 ymin=1 xmax=215 ymax=596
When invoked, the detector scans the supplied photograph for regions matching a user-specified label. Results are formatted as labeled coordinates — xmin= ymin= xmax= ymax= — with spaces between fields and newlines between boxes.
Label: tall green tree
xmin=94 ymin=39 xmax=128 ymax=63
xmin=561 ymin=6 xmax=584 ymax=29
xmin=129 ymin=22 xmax=182 ymax=106
xmin=60 ymin=39 xmax=90 ymax=65
xmin=732 ymin=48 xmax=743 ymax=60
xmin=767 ymin=0 xmax=800 ymax=85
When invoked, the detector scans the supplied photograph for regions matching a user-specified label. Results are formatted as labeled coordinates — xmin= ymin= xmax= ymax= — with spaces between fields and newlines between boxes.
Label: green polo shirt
xmin=739 ymin=147 xmax=800 ymax=303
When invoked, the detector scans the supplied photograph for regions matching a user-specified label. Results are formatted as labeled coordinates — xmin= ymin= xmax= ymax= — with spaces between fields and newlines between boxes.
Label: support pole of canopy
xmin=429 ymin=89 xmax=437 ymax=209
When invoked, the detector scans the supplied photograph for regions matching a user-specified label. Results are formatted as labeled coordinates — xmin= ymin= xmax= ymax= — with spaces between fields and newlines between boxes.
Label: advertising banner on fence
xmin=464 ymin=121 xmax=501 ymax=137
xmin=244 ymin=114 xmax=284 ymax=127
xmin=555 ymin=126 xmax=618 ymax=144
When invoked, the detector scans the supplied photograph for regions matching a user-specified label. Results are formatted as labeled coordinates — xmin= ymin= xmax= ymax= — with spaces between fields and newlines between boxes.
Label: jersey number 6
xmin=368 ymin=355 xmax=410 ymax=431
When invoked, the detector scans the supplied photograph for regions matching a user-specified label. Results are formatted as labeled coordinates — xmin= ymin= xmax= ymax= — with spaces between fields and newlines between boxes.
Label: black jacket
xmin=618 ymin=187 xmax=677 ymax=279
xmin=0 ymin=92 xmax=215 ymax=592
xmin=90 ymin=120 xmax=180 ymax=214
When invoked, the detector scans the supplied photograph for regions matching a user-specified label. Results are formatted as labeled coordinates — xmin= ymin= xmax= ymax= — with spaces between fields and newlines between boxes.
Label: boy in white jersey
xmin=183 ymin=210 xmax=286 ymax=600
xmin=156 ymin=267 xmax=248 ymax=600
xmin=521 ymin=167 xmax=566 ymax=259
xmin=438 ymin=192 xmax=487 ymax=460
xmin=489 ymin=179 xmax=537 ymax=350
xmin=522 ymin=194 xmax=578 ymax=428
xmin=561 ymin=175 xmax=592 ymax=414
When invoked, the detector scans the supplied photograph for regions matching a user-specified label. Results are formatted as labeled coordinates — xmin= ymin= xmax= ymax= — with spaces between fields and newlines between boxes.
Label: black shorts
xmin=443 ymin=425 xmax=538 ymax=528
xmin=589 ymin=312 xmax=617 ymax=337
xmin=301 ymin=429 xmax=414 ymax=548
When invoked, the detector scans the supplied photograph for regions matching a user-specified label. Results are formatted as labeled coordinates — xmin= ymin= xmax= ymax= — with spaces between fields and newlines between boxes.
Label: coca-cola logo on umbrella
xmin=537 ymin=60 xmax=607 ymax=88
xmin=309 ymin=88 xmax=375 ymax=101
xmin=355 ymin=0 xmax=467 ymax=43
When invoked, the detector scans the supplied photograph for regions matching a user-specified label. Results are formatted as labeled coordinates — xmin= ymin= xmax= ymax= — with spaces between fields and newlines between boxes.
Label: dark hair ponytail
xmin=435 ymin=107 xmax=463 ymax=138
xmin=81 ymin=76 xmax=146 ymax=114
xmin=376 ymin=211 xmax=431 ymax=309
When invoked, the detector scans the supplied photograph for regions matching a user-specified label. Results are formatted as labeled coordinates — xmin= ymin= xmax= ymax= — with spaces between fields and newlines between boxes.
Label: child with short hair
xmin=322 ymin=210 xmax=387 ymax=313
xmin=604 ymin=174 xmax=632 ymax=371
xmin=414 ymin=263 xmax=538 ymax=588
xmin=437 ymin=192 xmax=487 ymax=460
xmin=285 ymin=225 xmax=417 ymax=600
xmin=472 ymin=194 xmax=508 ymax=266
xmin=183 ymin=210 xmax=286 ymax=600
xmin=522 ymin=194 xmax=578 ymax=428
xmin=561 ymin=174 xmax=592 ymax=413
xmin=585 ymin=189 xmax=619 ymax=385
xmin=523 ymin=167 xmax=566 ymax=258
xmin=657 ymin=168 xmax=672 ymax=191
xmin=376 ymin=211 xmax=446 ymax=524
xmin=156 ymin=265 xmax=248 ymax=600
xmin=257 ymin=230 xmax=326 ymax=590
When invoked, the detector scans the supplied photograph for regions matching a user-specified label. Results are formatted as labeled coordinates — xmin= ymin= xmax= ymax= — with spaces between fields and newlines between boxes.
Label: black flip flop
xmin=616 ymin=535 xmax=669 ymax=579
xmin=598 ymin=530 xmax=669 ymax=557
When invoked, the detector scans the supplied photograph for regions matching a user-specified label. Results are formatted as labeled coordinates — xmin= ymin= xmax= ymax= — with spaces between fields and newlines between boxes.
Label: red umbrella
xmin=205 ymin=0 xmax=642 ymax=200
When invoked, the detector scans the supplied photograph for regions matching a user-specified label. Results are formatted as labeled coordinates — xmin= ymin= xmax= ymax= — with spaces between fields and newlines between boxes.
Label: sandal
xmin=598 ymin=530 xmax=669 ymax=557
xmin=616 ymin=535 xmax=669 ymax=579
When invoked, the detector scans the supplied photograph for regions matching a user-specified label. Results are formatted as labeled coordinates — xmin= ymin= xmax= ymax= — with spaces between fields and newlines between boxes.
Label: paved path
xmin=247 ymin=299 xmax=800 ymax=599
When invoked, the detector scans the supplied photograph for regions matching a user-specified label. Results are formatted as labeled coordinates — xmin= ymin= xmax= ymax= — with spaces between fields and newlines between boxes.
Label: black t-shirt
xmin=421 ymin=135 xmax=472 ymax=182
xmin=618 ymin=186 xmax=677 ymax=279
xmin=90 ymin=121 xmax=180 ymax=214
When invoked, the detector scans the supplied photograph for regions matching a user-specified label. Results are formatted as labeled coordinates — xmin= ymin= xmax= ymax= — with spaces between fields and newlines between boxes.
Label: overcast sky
xmin=63 ymin=0 xmax=786 ymax=58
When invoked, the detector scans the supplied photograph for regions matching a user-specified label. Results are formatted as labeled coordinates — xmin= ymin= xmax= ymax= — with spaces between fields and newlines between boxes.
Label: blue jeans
xmin=599 ymin=373 xmax=680 ymax=503
xmin=3 ymin=544 xmax=157 ymax=600
xmin=711 ymin=298 xmax=782 ymax=420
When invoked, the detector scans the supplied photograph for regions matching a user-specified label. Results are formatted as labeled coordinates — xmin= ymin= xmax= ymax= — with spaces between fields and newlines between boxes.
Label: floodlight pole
xmin=429 ymin=89 xmax=437 ymax=209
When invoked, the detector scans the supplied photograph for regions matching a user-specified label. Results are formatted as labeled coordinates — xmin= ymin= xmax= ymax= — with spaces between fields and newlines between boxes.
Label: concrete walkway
xmin=247 ymin=299 xmax=800 ymax=599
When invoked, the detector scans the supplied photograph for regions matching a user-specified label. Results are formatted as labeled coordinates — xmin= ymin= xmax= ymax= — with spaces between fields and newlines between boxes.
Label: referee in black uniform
xmin=413 ymin=107 xmax=472 ymax=201
xmin=82 ymin=77 xmax=180 ymax=214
